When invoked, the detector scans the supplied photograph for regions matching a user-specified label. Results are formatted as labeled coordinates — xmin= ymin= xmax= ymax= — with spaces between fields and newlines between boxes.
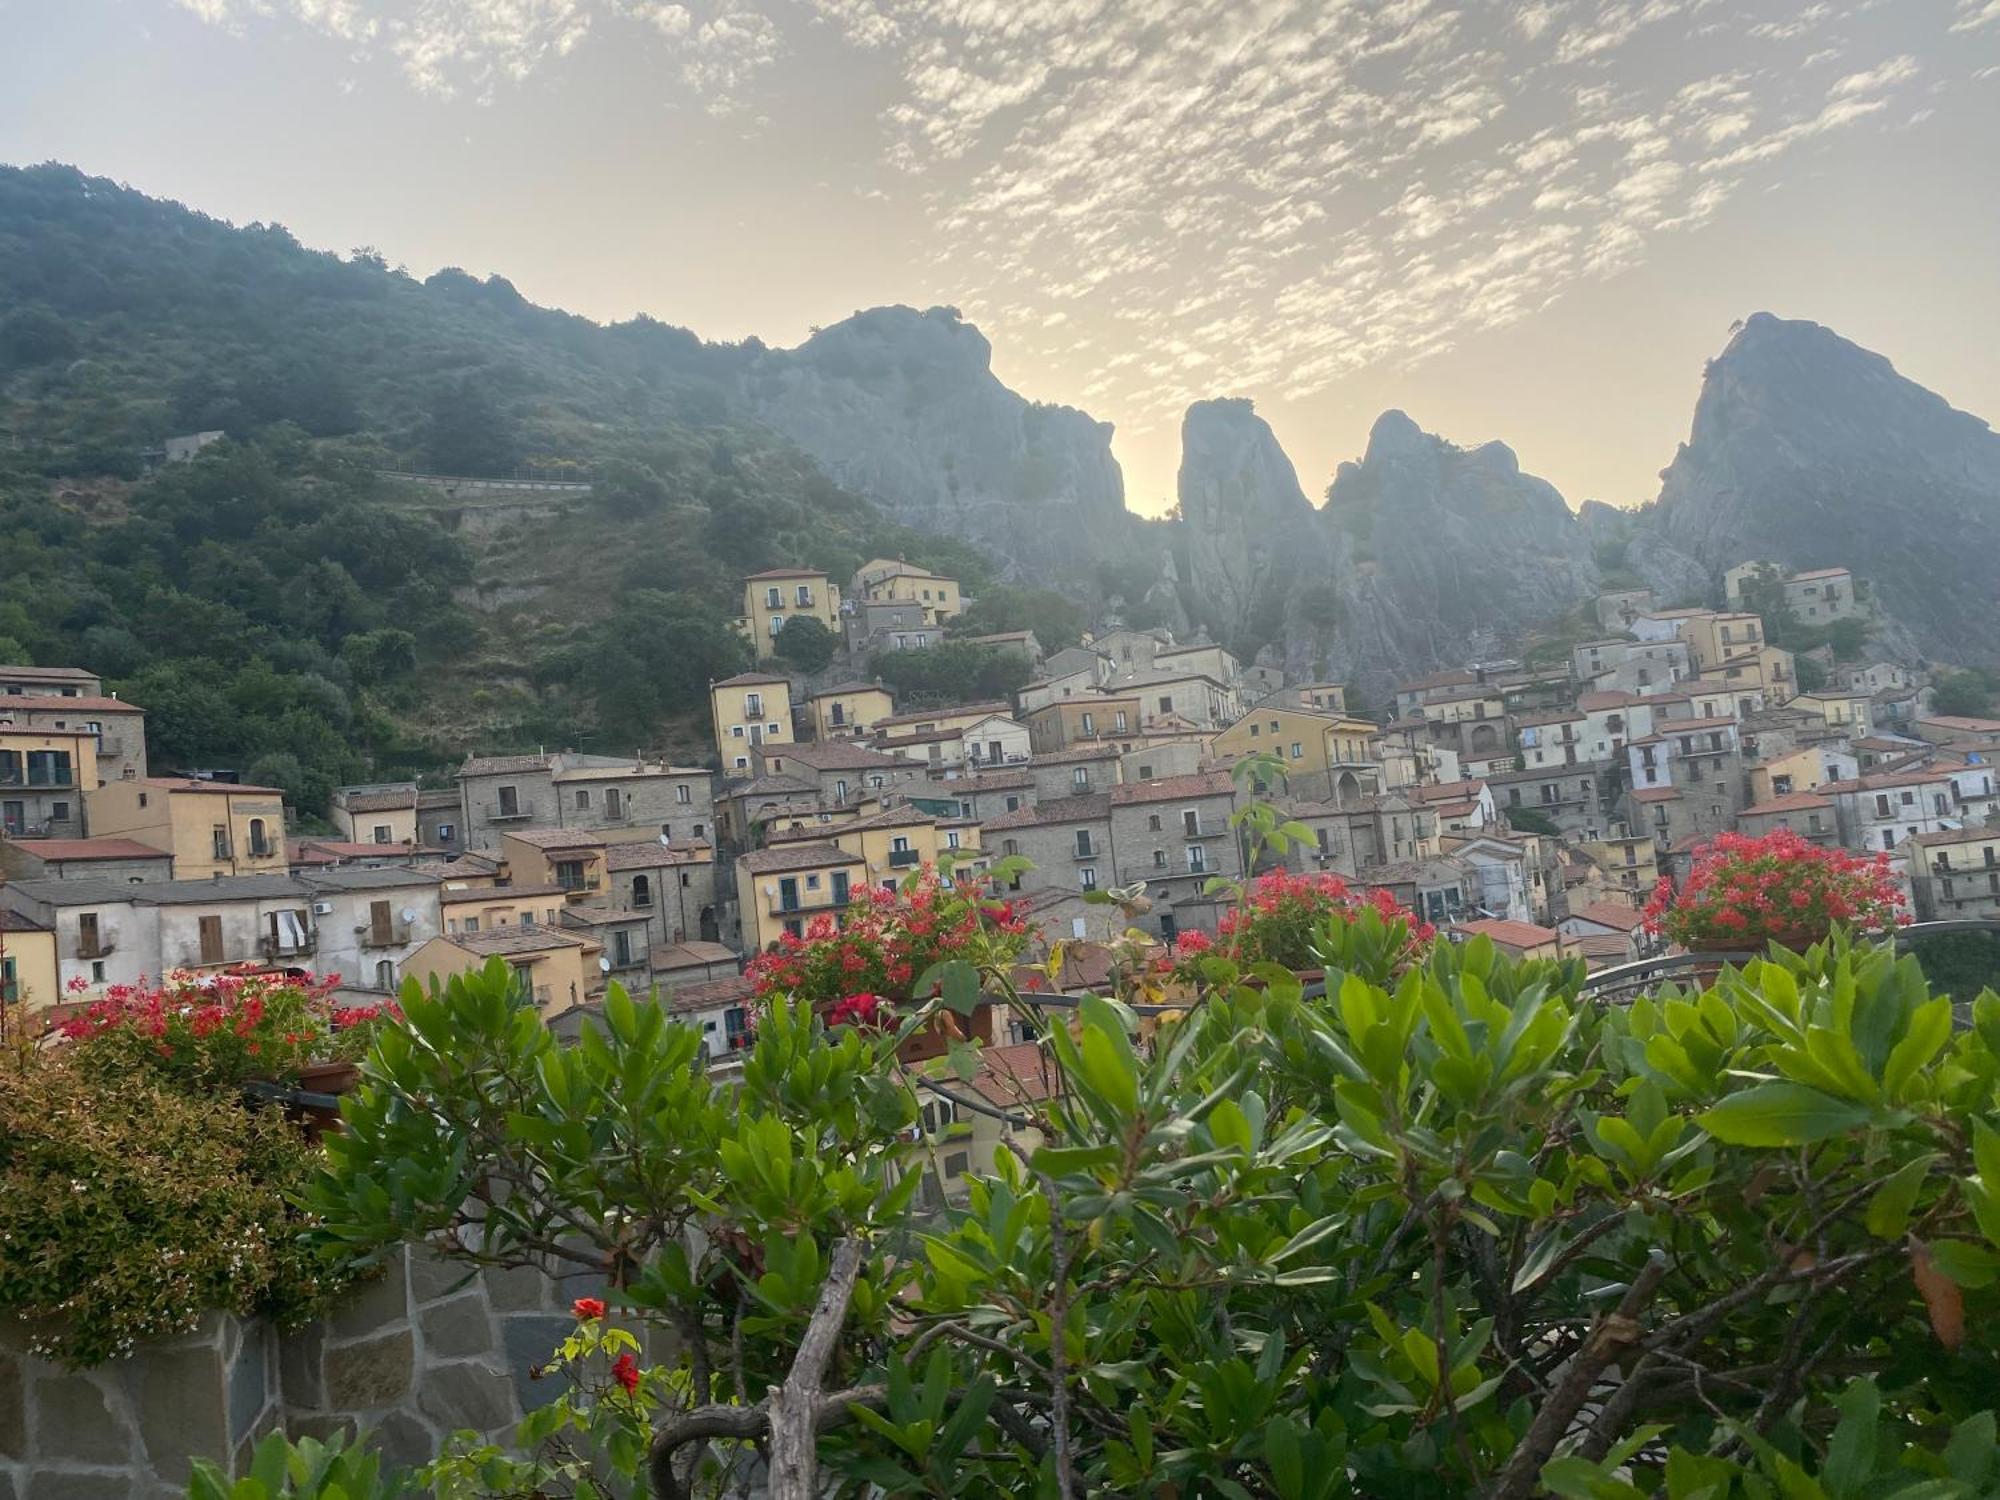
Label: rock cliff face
xmin=1648 ymin=313 xmax=2000 ymax=662
xmin=741 ymin=305 xmax=1130 ymax=572
xmin=1314 ymin=411 xmax=1599 ymax=676
xmin=1172 ymin=399 xmax=1333 ymax=661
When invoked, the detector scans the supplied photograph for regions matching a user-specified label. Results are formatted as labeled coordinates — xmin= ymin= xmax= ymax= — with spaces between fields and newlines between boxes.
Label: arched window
xmin=374 ymin=959 xmax=395 ymax=991
xmin=248 ymin=817 xmax=268 ymax=858
xmin=632 ymin=874 xmax=652 ymax=908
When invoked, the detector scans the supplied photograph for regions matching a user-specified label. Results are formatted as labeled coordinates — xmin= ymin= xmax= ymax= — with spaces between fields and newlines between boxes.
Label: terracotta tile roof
xmin=0 ymin=665 xmax=98 ymax=681
xmin=774 ymin=740 xmax=916 ymax=770
xmin=439 ymin=882 xmax=567 ymax=904
xmin=1917 ymin=715 xmax=2000 ymax=733
xmin=737 ymin=841 xmax=866 ymax=874
xmin=983 ymin=795 xmax=1112 ymax=831
xmin=968 ymin=1041 xmax=1062 ymax=1105
xmin=461 ymin=753 xmax=554 ymax=777
xmin=1452 ymin=918 xmax=1560 ymax=950
xmin=1576 ymin=691 xmax=1641 ymax=711
xmin=1571 ymin=900 xmax=1644 ymax=932
xmin=1820 ymin=767 xmax=1956 ymax=793
xmin=729 ymin=774 xmax=821 ymax=798
xmin=1030 ymin=743 xmax=1123 ymax=765
xmin=666 ymin=975 xmax=756 ymax=1013
xmin=137 ymin=776 xmax=285 ymax=795
xmin=650 ymin=941 xmax=740 ymax=970
xmin=743 ymin=567 xmax=827 ymax=580
xmin=7 ymin=837 xmax=168 ymax=861
xmin=1109 ymin=771 xmax=1234 ymax=806
xmin=1630 ymin=787 xmax=1682 ymax=803
xmin=450 ymin=927 xmax=591 ymax=956
xmin=1573 ymin=932 xmax=1636 ymax=966
xmin=336 ymin=788 xmax=416 ymax=812
xmin=811 ymin=681 xmax=890 ymax=698
xmin=1741 ymin=791 xmax=1834 ymax=815
xmin=500 ymin=827 xmax=607 ymax=850
xmin=874 ymin=700 xmax=1014 ymax=728
xmin=604 ymin=841 xmax=712 ymax=871
xmin=1789 ymin=567 xmax=1851 ymax=581
xmin=0 ymin=695 xmax=144 ymax=714
xmin=711 ymin=671 xmax=792 ymax=688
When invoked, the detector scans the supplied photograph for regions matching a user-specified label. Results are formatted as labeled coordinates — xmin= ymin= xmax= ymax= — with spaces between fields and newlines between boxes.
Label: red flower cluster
xmin=610 ymin=1352 xmax=641 ymax=1395
xmin=826 ymin=992 xmax=889 ymax=1030
xmin=1212 ymin=870 xmax=1437 ymax=970
xmin=57 ymin=968 xmax=401 ymax=1088
xmin=572 ymin=1297 xmax=607 ymax=1321
xmin=745 ymin=868 xmax=1033 ymax=1007
xmin=1644 ymin=829 xmax=1908 ymax=949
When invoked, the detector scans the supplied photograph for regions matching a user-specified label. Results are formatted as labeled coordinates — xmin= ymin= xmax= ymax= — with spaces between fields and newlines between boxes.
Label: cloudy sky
xmin=5 ymin=0 xmax=1996 ymax=513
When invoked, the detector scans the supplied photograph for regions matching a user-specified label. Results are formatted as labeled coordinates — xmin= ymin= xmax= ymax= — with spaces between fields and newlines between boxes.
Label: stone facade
xmin=0 ymin=1245 xmax=621 ymax=1497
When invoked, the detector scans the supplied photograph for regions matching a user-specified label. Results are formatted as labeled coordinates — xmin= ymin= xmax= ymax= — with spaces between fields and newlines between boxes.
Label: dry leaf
xmin=1910 ymin=1237 xmax=1964 ymax=1351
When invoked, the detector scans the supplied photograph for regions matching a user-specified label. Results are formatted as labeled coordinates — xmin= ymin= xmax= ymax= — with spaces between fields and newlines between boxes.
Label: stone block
xmin=138 ymin=1346 xmax=228 ymax=1485
xmin=0 ymin=1352 xmax=24 ymax=1460
xmin=27 ymin=1473 xmax=136 ymax=1500
xmin=366 ymin=1408 xmax=435 ymax=1474
xmin=499 ymin=1315 xmax=572 ymax=1414
xmin=418 ymin=1295 xmax=497 ymax=1363
xmin=417 ymin=1362 xmax=516 ymax=1437
xmin=226 ymin=1327 xmax=269 ymax=1445
xmin=277 ymin=1322 xmax=324 ymax=1411
xmin=322 ymin=1329 xmax=413 ymax=1412
xmin=481 ymin=1263 xmax=549 ymax=1314
xmin=326 ymin=1257 xmax=408 ymax=1341
xmin=409 ymin=1250 xmax=480 ymax=1306
xmin=34 ymin=1375 xmax=131 ymax=1465
xmin=281 ymin=1413 xmax=356 ymax=1449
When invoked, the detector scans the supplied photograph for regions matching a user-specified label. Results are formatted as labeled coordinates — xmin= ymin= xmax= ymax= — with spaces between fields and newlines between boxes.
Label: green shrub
xmin=0 ymin=1052 xmax=359 ymax=1366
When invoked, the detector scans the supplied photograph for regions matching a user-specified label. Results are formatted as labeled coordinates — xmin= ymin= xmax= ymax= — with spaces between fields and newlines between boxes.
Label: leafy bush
xmin=867 ymin=640 xmax=1031 ymax=705
xmin=190 ymin=1429 xmax=402 ymax=1500
xmin=771 ymin=614 xmax=837 ymax=673
xmin=1207 ymin=868 xmax=1436 ymax=971
xmin=302 ymin=916 xmax=2000 ymax=1498
xmin=0 ymin=1051 xmax=359 ymax=1366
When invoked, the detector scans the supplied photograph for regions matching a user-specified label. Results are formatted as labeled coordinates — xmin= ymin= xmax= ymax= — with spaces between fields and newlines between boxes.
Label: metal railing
xmin=1578 ymin=920 xmax=2000 ymax=1004
xmin=486 ymin=800 xmax=536 ymax=822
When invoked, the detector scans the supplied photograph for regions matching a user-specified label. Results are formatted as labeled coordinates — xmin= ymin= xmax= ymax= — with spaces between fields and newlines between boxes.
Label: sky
xmin=3 ymin=0 xmax=1997 ymax=515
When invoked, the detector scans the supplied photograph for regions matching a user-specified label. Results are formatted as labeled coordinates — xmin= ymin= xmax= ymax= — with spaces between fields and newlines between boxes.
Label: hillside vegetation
xmin=0 ymin=164 xmax=986 ymax=810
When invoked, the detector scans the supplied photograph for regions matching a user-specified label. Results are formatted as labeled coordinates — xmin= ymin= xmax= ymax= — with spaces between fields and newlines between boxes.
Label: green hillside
xmin=0 ymin=163 xmax=988 ymax=814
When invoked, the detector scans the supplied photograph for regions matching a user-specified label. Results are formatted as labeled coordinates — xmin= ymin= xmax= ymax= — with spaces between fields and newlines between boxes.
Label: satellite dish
xmin=599 ymin=956 xmax=612 ymax=973
xmin=399 ymin=907 xmax=419 ymax=924
xmin=658 ymin=832 xmax=672 ymax=847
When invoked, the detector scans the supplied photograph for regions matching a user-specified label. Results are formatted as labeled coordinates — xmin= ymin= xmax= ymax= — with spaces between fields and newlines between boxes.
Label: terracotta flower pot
xmin=1685 ymin=926 xmax=1826 ymax=955
xmin=290 ymin=1059 xmax=361 ymax=1141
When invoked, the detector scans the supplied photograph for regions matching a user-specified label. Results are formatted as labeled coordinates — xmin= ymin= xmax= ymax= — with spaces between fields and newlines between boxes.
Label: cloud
xmin=167 ymin=0 xmax=1955 ymax=434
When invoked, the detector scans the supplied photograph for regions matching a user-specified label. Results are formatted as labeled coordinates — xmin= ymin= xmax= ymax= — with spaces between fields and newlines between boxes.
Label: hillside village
xmin=3 ymin=550 xmax=1996 ymax=1099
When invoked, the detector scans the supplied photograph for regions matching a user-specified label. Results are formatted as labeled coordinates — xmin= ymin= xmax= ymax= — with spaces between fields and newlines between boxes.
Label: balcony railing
xmin=262 ymin=933 xmax=319 ymax=960
xmin=486 ymin=800 xmax=536 ymax=822
xmin=358 ymin=923 xmax=411 ymax=949
xmin=1070 ymin=844 xmax=1099 ymax=861
xmin=766 ymin=892 xmax=854 ymax=916
xmin=888 ymin=849 xmax=921 ymax=868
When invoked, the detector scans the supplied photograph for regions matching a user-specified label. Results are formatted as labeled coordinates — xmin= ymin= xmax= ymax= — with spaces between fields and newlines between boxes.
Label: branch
xmin=647 ymin=1236 xmax=868 ymax=1500
xmin=1486 ymin=1250 xmax=1669 ymax=1500
xmin=769 ymin=1236 xmax=867 ymax=1499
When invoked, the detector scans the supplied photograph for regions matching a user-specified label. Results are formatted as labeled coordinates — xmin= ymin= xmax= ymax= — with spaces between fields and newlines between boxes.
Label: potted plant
xmin=1643 ymin=828 xmax=1907 ymax=953
xmin=56 ymin=968 xmax=401 ymax=1133
xmin=1203 ymin=870 xmax=1435 ymax=978
xmin=745 ymin=868 xmax=1033 ymax=1061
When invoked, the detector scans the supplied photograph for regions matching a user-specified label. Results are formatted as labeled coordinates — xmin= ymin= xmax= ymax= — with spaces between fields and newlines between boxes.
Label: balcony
xmin=75 ymin=936 xmax=116 ymax=961
xmin=765 ymin=892 xmax=854 ymax=916
xmin=357 ymin=923 xmax=411 ymax=949
xmin=262 ymin=932 xmax=319 ymax=960
xmin=486 ymin=800 xmax=536 ymax=822
xmin=888 ymin=849 xmax=921 ymax=868
xmin=1181 ymin=824 xmax=1225 ymax=839
xmin=1070 ymin=843 xmax=1100 ymax=861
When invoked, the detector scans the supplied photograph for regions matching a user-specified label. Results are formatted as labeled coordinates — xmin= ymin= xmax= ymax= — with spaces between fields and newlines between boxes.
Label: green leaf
xmin=1942 ymin=1410 xmax=1996 ymax=1486
xmin=1863 ymin=1155 xmax=1934 ymax=1240
xmin=1882 ymin=997 xmax=1952 ymax=1100
xmin=1821 ymin=1377 xmax=1878 ymax=1499
xmin=1030 ymin=1144 xmax=1122 ymax=1176
xmin=1695 ymin=1082 xmax=1870 ymax=1147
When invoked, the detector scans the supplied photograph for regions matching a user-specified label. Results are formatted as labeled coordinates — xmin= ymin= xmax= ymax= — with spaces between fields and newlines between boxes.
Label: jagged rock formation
xmin=740 ymin=305 xmax=1130 ymax=572
xmin=1314 ymin=411 xmax=1600 ymax=676
xmin=1647 ymin=312 xmax=2000 ymax=663
xmin=1172 ymin=399 xmax=1333 ymax=661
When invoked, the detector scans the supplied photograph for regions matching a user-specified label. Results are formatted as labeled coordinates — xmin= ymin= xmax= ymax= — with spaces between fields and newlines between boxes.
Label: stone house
xmin=604 ymin=841 xmax=721 ymax=948
xmin=1023 ymin=694 xmax=1142 ymax=753
xmin=1821 ymin=766 xmax=1963 ymax=854
xmin=1904 ymin=825 xmax=2000 ymax=922
xmin=1107 ymin=772 xmax=1240 ymax=936
xmin=0 ymin=724 xmax=97 ymax=840
xmin=0 ymin=836 xmax=174 ymax=883
xmin=330 ymin=783 xmax=419 ymax=846
xmin=918 ymin=768 xmax=1033 ymax=822
xmin=1486 ymin=763 xmax=1610 ymax=840
xmin=1735 ymin=790 xmax=1838 ymax=846
xmin=981 ymin=795 xmax=1115 ymax=898
xmin=298 ymin=866 xmax=447 ymax=995
xmin=457 ymin=752 xmax=714 ymax=851
xmin=1027 ymin=743 xmax=1123 ymax=803
xmin=1015 ymin=665 xmax=1108 ymax=715
xmin=754 ymin=739 xmax=924 ymax=807
xmin=734 ymin=841 xmax=869 ymax=950
xmin=0 ymin=693 xmax=147 ymax=786
xmin=0 ymin=662 xmax=102 ymax=697
xmin=416 ymin=788 xmax=463 ymax=854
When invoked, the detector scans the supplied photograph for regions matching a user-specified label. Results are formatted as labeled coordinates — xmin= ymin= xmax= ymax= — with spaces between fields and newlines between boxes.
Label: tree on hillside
xmin=422 ymin=378 xmax=520 ymax=475
xmin=772 ymin=615 xmax=836 ymax=674
xmin=1933 ymin=669 xmax=1999 ymax=718
xmin=947 ymin=585 xmax=1084 ymax=651
xmin=868 ymin=641 xmax=1030 ymax=704
xmin=0 ymin=305 xmax=76 ymax=369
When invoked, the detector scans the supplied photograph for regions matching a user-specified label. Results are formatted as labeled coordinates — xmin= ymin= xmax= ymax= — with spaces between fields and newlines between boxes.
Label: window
xmin=497 ymin=785 xmax=519 ymax=817
xmin=765 ymin=586 xmax=781 ymax=608
xmin=767 ymin=723 xmax=781 ymax=737
xmin=1876 ymin=794 xmax=1892 ymax=817
xmin=1182 ymin=809 xmax=1201 ymax=837
xmin=943 ymin=1151 xmax=970 ymax=1179
xmin=1187 ymin=845 xmax=1207 ymax=873
xmin=1081 ymin=712 xmax=1096 ymax=735
xmin=795 ymin=584 xmax=813 ymax=607
xmin=1900 ymin=790 xmax=1915 ymax=806
xmin=1073 ymin=766 xmax=1089 ymax=789
xmin=368 ymin=900 xmax=395 ymax=946
xmin=632 ymin=874 xmax=652 ymax=908
xmin=51 ymin=801 xmax=68 ymax=823
xmin=1138 ymin=764 xmax=1153 ymax=780
xmin=1074 ymin=829 xmax=1094 ymax=857
xmin=555 ymin=860 xmax=586 ymax=891
xmin=1158 ymin=695 xmax=1173 ymax=715
xmin=1250 ymin=724 xmax=1260 ymax=738
xmin=1003 ymin=839 xmax=1019 ymax=856
xmin=831 ymin=871 xmax=850 ymax=905
xmin=1882 ymin=830 xmax=1896 ymax=850
xmin=212 ymin=825 xmax=231 ymax=860
xmin=1079 ymin=866 xmax=1098 ymax=891
xmin=78 ymin=912 xmax=102 ymax=958
xmin=1153 ymin=848 xmax=1167 ymax=868
xmin=371 ymin=823 xmax=392 ymax=844
xmin=605 ymin=788 xmax=623 ymax=819
xmin=946 ymin=830 xmax=961 ymax=849
xmin=1147 ymin=813 xmax=1162 ymax=832
xmin=733 ymin=755 xmax=748 ymax=770
xmin=675 ymin=783 xmax=692 ymax=804
xmin=746 ymin=692 xmax=763 ymax=717
xmin=1004 ymin=795 xmax=1021 ymax=813
xmin=1291 ymin=742 xmax=1304 ymax=759
xmin=731 ymin=725 xmax=745 ymax=739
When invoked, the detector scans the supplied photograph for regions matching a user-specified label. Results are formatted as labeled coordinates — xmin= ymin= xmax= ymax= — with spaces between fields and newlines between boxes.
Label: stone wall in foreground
xmin=0 ymin=1245 xmax=594 ymax=1499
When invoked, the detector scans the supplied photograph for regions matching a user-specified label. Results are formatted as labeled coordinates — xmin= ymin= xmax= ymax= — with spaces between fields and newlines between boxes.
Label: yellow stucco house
xmin=0 ymin=725 xmax=99 ymax=841
xmin=734 ymin=840 xmax=868 ymax=950
xmin=1 ymin=909 xmax=59 ymax=1017
xmin=809 ymin=681 xmax=896 ymax=740
xmin=402 ymin=928 xmax=603 ymax=1017
xmin=1212 ymin=706 xmax=1381 ymax=802
xmin=855 ymin=559 xmax=962 ymax=624
xmin=710 ymin=672 xmax=795 ymax=773
xmin=89 ymin=776 xmax=287 ymax=880
xmin=738 ymin=568 xmax=840 ymax=659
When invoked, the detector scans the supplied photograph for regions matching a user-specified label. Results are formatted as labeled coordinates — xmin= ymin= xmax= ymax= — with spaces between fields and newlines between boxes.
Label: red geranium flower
xmin=572 ymin=1297 xmax=607 ymax=1321
xmin=611 ymin=1353 xmax=641 ymax=1395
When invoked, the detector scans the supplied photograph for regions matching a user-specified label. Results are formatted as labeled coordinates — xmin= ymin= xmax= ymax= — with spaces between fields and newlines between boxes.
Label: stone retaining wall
xmin=0 ymin=1245 xmax=603 ymax=1498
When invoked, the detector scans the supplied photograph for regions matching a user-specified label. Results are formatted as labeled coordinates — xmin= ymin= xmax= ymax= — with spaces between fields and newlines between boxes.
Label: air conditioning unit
xmin=311 ymin=900 xmax=334 ymax=916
